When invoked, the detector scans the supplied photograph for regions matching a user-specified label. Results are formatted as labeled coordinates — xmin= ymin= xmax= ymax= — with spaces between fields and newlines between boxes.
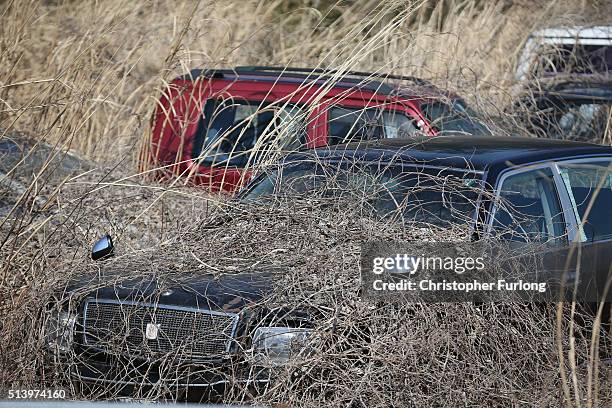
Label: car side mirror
xmin=91 ymin=234 xmax=114 ymax=260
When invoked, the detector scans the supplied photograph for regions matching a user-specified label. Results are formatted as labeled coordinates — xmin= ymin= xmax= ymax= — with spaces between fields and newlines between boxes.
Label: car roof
xmin=529 ymin=26 xmax=612 ymax=42
xmin=178 ymin=66 xmax=458 ymax=100
xmin=283 ymin=135 xmax=612 ymax=177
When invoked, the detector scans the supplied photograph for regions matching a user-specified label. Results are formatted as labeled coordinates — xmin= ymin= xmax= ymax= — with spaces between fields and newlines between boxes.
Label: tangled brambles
xmin=1 ymin=192 xmax=611 ymax=406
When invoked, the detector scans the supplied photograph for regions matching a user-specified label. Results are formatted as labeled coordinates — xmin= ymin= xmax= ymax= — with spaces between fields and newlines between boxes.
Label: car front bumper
xmin=62 ymin=350 xmax=274 ymax=400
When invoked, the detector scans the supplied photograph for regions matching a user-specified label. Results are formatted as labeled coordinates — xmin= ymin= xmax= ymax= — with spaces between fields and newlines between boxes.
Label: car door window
xmin=558 ymin=159 xmax=612 ymax=242
xmin=421 ymin=100 xmax=490 ymax=136
xmin=328 ymin=107 xmax=419 ymax=145
xmin=492 ymin=168 xmax=566 ymax=245
xmin=193 ymin=99 xmax=306 ymax=167
xmin=328 ymin=107 xmax=382 ymax=145
xmin=381 ymin=110 xmax=418 ymax=138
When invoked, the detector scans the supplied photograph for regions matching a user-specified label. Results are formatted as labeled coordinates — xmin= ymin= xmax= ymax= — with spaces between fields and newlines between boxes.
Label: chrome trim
xmin=553 ymin=156 xmax=612 ymax=165
xmin=551 ymin=162 xmax=581 ymax=242
xmin=82 ymin=298 xmax=240 ymax=357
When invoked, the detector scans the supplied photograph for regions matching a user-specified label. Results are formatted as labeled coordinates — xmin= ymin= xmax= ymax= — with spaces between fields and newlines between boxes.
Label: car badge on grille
xmin=145 ymin=323 xmax=161 ymax=340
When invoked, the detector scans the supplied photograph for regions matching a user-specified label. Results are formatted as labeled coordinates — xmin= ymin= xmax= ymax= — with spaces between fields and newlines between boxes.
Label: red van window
xmin=328 ymin=106 xmax=417 ymax=145
xmin=193 ymin=99 xmax=306 ymax=167
xmin=381 ymin=110 xmax=418 ymax=138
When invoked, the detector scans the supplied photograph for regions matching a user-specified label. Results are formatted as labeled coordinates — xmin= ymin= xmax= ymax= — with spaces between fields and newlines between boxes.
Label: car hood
xmin=74 ymin=271 xmax=275 ymax=314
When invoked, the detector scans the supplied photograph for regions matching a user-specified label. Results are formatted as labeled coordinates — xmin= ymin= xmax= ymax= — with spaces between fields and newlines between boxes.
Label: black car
xmin=513 ymin=78 xmax=612 ymax=143
xmin=45 ymin=135 xmax=612 ymax=400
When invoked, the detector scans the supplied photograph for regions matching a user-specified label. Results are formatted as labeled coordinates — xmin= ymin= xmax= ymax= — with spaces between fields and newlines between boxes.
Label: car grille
xmin=82 ymin=299 xmax=238 ymax=362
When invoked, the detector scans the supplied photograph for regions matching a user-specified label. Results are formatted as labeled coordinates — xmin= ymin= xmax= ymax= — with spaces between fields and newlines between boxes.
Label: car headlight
xmin=252 ymin=327 xmax=312 ymax=365
xmin=44 ymin=310 xmax=76 ymax=353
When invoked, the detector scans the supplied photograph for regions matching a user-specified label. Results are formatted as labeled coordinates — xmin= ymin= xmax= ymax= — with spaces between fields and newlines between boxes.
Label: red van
xmin=147 ymin=66 xmax=489 ymax=191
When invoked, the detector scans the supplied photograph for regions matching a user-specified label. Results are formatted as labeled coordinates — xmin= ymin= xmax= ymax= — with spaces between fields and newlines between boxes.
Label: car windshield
xmin=421 ymin=100 xmax=491 ymax=136
xmin=534 ymin=43 xmax=612 ymax=76
xmin=530 ymin=101 xmax=612 ymax=142
xmin=243 ymin=161 xmax=482 ymax=227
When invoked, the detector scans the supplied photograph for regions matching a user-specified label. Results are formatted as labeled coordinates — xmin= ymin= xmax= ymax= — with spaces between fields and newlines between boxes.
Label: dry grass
xmin=1 ymin=0 xmax=612 ymax=405
xmin=1 ymin=0 xmax=607 ymax=163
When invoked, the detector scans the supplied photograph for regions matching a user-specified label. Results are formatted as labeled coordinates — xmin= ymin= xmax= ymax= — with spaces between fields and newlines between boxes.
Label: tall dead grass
xmin=1 ymin=0 xmax=607 ymax=164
